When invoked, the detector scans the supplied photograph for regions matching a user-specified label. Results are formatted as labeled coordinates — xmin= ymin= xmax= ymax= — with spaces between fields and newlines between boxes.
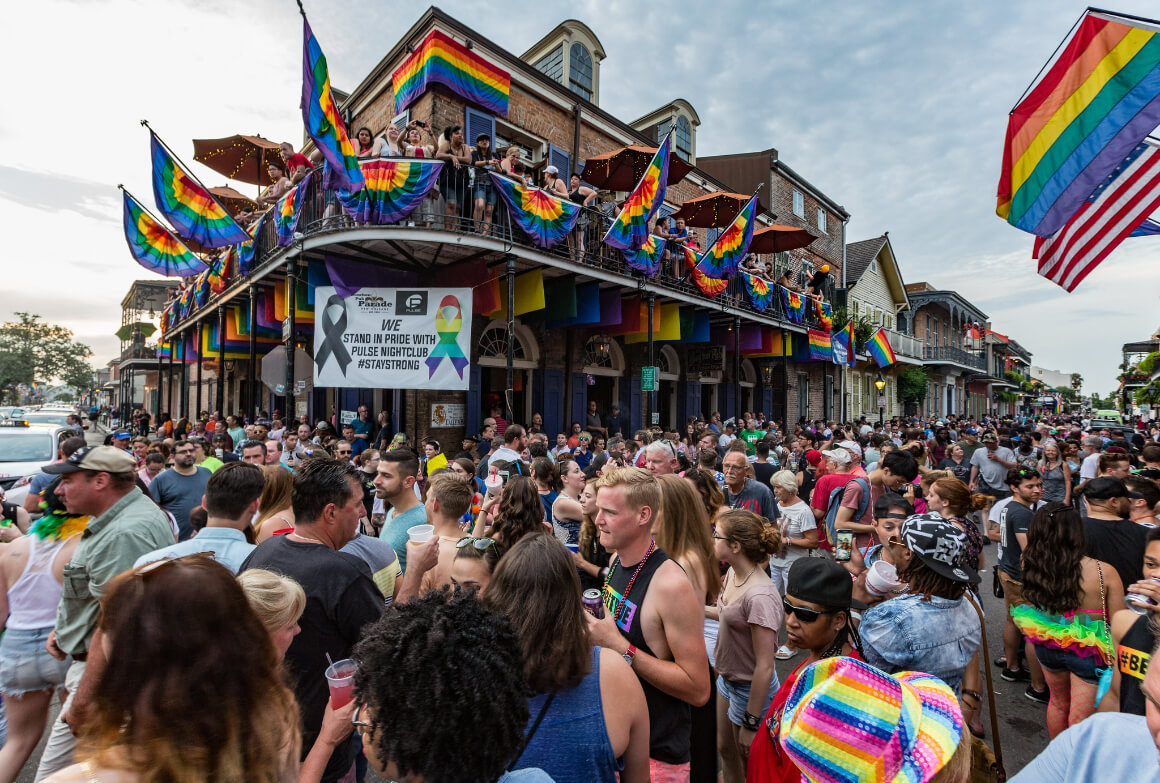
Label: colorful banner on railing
xmin=313 ymin=287 xmax=472 ymax=390
xmin=122 ymin=190 xmax=206 ymax=277
xmin=814 ymin=300 xmax=832 ymax=331
xmin=339 ymin=159 xmax=442 ymax=224
xmin=740 ymin=271 xmax=772 ymax=312
xmin=302 ymin=18 xmax=363 ymax=194
xmin=489 ymin=172 xmax=581 ymax=249
xmin=621 ymin=234 xmax=665 ymax=277
xmin=831 ymin=321 xmax=855 ymax=367
xmin=276 ymin=174 xmax=312 ymax=248
xmin=684 ymin=247 xmax=728 ymax=298
xmin=697 ymin=194 xmax=757 ymax=278
xmin=807 ymin=328 xmax=832 ymax=361
xmin=392 ymin=29 xmax=511 ymax=116
xmin=236 ymin=214 xmax=264 ymax=276
xmin=207 ymin=251 xmax=231 ymax=294
xmin=603 ymin=137 xmax=670 ymax=251
xmin=781 ymin=286 xmax=805 ymax=323
xmin=867 ymin=327 xmax=897 ymax=367
xmin=150 ymin=133 xmax=250 ymax=248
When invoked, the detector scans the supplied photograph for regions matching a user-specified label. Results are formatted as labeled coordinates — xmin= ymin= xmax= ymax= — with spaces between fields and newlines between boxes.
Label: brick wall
xmin=767 ymin=172 xmax=843 ymax=266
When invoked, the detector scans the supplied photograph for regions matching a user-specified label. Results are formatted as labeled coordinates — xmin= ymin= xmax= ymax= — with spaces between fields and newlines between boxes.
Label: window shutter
xmin=465 ymin=107 xmax=496 ymax=149
xmin=390 ymin=110 xmax=410 ymax=132
xmin=548 ymin=144 xmax=571 ymax=178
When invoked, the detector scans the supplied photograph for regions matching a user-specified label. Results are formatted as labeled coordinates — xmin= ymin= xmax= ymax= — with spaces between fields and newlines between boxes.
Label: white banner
xmin=313 ymin=287 xmax=472 ymax=390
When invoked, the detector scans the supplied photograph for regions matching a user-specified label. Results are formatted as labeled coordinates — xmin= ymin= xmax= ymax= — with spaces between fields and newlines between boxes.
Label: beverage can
xmin=1125 ymin=578 xmax=1160 ymax=615
xmin=582 ymin=588 xmax=604 ymax=619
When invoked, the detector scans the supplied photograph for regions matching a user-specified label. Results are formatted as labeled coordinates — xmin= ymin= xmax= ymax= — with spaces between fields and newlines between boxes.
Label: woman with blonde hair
xmin=237 ymin=569 xmax=307 ymax=660
xmin=254 ymin=465 xmax=294 ymax=542
xmin=573 ymin=477 xmax=611 ymax=591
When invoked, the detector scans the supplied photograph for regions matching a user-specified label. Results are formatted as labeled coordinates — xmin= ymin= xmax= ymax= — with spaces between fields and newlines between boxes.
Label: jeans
xmin=0 ymin=628 xmax=69 ymax=696
xmin=716 ymin=674 xmax=780 ymax=727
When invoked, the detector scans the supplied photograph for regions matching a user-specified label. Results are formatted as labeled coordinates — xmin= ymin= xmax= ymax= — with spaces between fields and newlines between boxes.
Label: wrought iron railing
xmin=882 ymin=329 xmax=922 ymax=360
xmin=175 ymin=172 xmax=826 ymax=332
xmin=922 ymin=345 xmax=985 ymax=370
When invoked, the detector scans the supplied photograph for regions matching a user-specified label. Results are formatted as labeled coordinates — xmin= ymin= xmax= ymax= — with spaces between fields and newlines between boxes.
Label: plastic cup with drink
xmin=865 ymin=560 xmax=903 ymax=597
xmin=324 ymin=657 xmax=358 ymax=708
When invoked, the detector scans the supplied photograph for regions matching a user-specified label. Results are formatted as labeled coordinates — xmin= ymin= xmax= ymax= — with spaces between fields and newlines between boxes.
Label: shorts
xmin=1033 ymin=644 xmax=1104 ymax=683
xmin=717 ymin=673 xmax=780 ymax=728
xmin=0 ymin=627 xmax=69 ymax=696
xmin=472 ymin=182 xmax=497 ymax=206
xmin=648 ymin=758 xmax=691 ymax=783
xmin=998 ymin=571 xmax=1027 ymax=616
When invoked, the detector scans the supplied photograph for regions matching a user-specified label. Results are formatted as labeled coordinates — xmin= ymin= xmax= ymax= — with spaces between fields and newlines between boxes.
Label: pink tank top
xmin=7 ymin=536 xmax=68 ymax=630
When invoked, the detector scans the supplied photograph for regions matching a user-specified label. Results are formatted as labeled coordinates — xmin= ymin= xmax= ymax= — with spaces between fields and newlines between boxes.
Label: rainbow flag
xmin=780 ymin=286 xmax=805 ymax=323
xmin=276 ymin=174 xmax=312 ymax=248
xmin=302 ymin=18 xmax=363 ymax=194
xmin=489 ymin=172 xmax=581 ymax=248
xmin=683 ymin=247 xmax=728 ymax=298
xmin=998 ymin=11 xmax=1160 ymax=236
xmin=192 ymin=271 xmax=211 ymax=309
xmin=867 ymin=327 xmax=897 ymax=367
xmin=807 ymin=328 xmax=832 ymax=361
xmin=815 ymin=300 xmax=833 ymax=331
xmin=831 ymin=321 xmax=855 ymax=367
xmin=620 ymin=234 xmax=665 ymax=277
xmin=603 ymin=137 xmax=670 ymax=251
xmin=236 ymin=215 xmax=264 ymax=276
xmin=207 ymin=250 xmax=231 ymax=294
xmin=741 ymin=271 xmax=772 ymax=311
xmin=339 ymin=159 xmax=442 ymax=224
xmin=697 ymin=194 xmax=758 ymax=277
xmin=121 ymin=190 xmax=205 ymax=277
xmin=150 ymin=134 xmax=249 ymax=248
xmin=393 ymin=29 xmax=510 ymax=116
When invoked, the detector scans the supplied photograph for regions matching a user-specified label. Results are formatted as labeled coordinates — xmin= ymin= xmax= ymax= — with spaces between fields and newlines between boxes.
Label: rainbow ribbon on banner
xmin=121 ymin=190 xmax=206 ymax=277
xmin=426 ymin=295 xmax=469 ymax=378
xmin=781 ymin=287 xmax=805 ymax=323
xmin=603 ymin=137 xmax=670 ymax=251
xmin=489 ymin=172 xmax=581 ymax=248
xmin=621 ymin=234 xmax=665 ymax=277
xmin=276 ymin=174 xmax=312 ymax=247
xmin=150 ymin=134 xmax=249 ymax=248
xmin=684 ymin=247 xmax=728 ymax=298
xmin=340 ymin=159 xmax=442 ymax=224
xmin=741 ymin=271 xmax=773 ymax=311
xmin=697 ymin=194 xmax=757 ymax=278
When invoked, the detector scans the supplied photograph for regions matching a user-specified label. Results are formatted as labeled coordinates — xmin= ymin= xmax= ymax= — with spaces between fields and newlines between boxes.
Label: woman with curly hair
xmin=684 ymin=467 xmax=728 ymax=522
xmin=485 ymin=535 xmax=650 ymax=783
xmin=1013 ymin=502 xmax=1125 ymax=738
xmin=474 ymin=474 xmax=549 ymax=549
xmin=352 ymin=590 xmax=553 ymax=783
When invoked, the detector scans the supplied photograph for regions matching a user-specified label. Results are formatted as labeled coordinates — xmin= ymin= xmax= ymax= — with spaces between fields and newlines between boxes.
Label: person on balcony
xmin=804 ymin=264 xmax=830 ymax=300
xmin=500 ymin=145 xmax=521 ymax=178
xmin=279 ymin=141 xmax=314 ymax=185
xmin=436 ymin=125 xmax=472 ymax=229
xmin=257 ymin=160 xmax=293 ymax=207
xmin=568 ymin=173 xmax=596 ymax=262
xmin=778 ymin=268 xmax=801 ymax=293
xmin=543 ymin=165 xmax=569 ymax=198
xmin=471 ymin=134 xmax=501 ymax=235
xmin=403 ymin=122 xmax=435 ymax=158
xmin=354 ymin=127 xmax=377 ymax=158
xmin=668 ymin=216 xmax=689 ymax=272
xmin=378 ymin=124 xmax=404 ymax=157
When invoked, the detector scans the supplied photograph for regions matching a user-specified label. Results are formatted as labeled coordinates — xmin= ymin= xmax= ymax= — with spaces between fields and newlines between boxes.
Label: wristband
xmin=742 ymin=711 xmax=761 ymax=730
xmin=622 ymin=644 xmax=636 ymax=667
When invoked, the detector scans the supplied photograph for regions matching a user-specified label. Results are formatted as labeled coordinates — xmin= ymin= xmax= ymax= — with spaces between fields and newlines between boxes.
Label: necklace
xmin=604 ymin=539 xmax=656 ymax=625
xmin=734 ymin=563 xmax=759 ymax=587
xmin=289 ymin=531 xmax=324 ymax=545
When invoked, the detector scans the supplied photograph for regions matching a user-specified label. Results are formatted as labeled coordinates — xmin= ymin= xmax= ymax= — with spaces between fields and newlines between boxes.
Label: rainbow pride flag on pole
xmin=603 ymin=136 xmax=671 ymax=251
xmin=302 ymin=18 xmax=364 ymax=194
xmin=867 ymin=327 xmax=897 ymax=367
xmin=780 ymin=286 xmax=806 ymax=324
xmin=621 ymin=234 xmax=666 ymax=277
xmin=150 ymin=133 xmax=249 ymax=248
xmin=489 ymin=172 xmax=581 ymax=248
xmin=997 ymin=10 xmax=1160 ymax=236
xmin=741 ymin=271 xmax=773 ymax=311
xmin=236 ymin=214 xmax=264 ymax=276
xmin=340 ymin=159 xmax=442 ymax=224
xmin=697 ymin=194 xmax=758 ymax=278
xmin=276 ymin=173 xmax=312 ymax=247
xmin=393 ymin=29 xmax=511 ymax=116
xmin=831 ymin=321 xmax=855 ymax=367
xmin=684 ymin=247 xmax=728 ymax=298
xmin=807 ymin=328 xmax=832 ymax=362
xmin=121 ymin=189 xmax=206 ymax=277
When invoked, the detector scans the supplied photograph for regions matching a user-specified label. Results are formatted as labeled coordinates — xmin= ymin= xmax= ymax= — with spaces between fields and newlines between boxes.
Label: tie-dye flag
xmin=741 ymin=271 xmax=773 ymax=312
xmin=781 ymin=286 xmax=806 ymax=324
xmin=603 ymin=137 xmax=670 ymax=251
xmin=150 ymin=134 xmax=249 ymax=248
xmin=697 ymin=194 xmax=758 ymax=278
xmin=814 ymin=299 xmax=833 ymax=331
xmin=302 ymin=17 xmax=364 ymax=194
xmin=684 ymin=247 xmax=728 ymax=298
xmin=490 ymin=172 xmax=581 ymax=248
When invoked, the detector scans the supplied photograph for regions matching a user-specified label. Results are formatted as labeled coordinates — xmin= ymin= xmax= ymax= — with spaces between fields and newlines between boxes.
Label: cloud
xmin=0 ymin=167 xmax=118 ymax=222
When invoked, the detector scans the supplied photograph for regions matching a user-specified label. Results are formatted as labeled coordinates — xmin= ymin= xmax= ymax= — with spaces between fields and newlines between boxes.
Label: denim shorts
xmin=472 ymin=183 xmax=497 ymax=206
xmin=1033 ymin=643 xmax=1104 ymax=683
xmin=717 ymin=673 xmax=779 ymax=727
xmin=0 ymin=627 xmax=69 ymax=696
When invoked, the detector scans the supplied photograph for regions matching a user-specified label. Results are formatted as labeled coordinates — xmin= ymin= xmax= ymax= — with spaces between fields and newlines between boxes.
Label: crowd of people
xmin=1 ymin=402 xmax=1159 ymax=783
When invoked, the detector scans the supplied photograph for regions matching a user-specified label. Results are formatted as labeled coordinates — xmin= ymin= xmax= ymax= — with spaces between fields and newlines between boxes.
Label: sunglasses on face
xmin=783 ymin=599 xmax=833 ymax=624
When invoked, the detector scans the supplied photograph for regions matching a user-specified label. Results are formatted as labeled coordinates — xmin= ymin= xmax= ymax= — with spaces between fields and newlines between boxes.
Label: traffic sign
xmin=641 ymin=366 xmax=658 ymax=392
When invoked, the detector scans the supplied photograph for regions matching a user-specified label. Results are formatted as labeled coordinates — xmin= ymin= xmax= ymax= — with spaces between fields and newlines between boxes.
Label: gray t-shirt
xmin=1009 ymin=713 xmax=1160 ymax=783
xmin=342 ymin=533 xmax=401 ymax=603
xmin=724 ymin=478 xmax=778 ymax=522
xmin=148 ymin=466 xmax=210 ymax=541
xmin=970 ymin=446 xmax=1015 ymax=490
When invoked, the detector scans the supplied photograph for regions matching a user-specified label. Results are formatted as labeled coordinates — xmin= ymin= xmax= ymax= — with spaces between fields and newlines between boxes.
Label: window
xmin=793 ymin=190 xmax=804 ymax=218
xmin=569 ymin=43 xmax=593 ymax=101
xmin=885 ymin=314 xmax=893 ymax=330
xmin=817 ymin=208 xmax=826 ymax=233
xmin=534 ymin=46 xmax=564 ymax=83
xmin=852 ymin=300 xmax=860 ymax=318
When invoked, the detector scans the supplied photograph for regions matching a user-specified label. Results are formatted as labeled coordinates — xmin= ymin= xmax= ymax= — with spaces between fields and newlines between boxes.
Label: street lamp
xmin=875 ymin=374 xmax=886 ymax=426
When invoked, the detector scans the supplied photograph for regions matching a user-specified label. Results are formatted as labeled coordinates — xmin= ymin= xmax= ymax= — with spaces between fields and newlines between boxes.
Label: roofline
xmin=631 ymin=97 xmax=702 ymax=128
xmin=520 ymin=18 xmax=607 ymax=60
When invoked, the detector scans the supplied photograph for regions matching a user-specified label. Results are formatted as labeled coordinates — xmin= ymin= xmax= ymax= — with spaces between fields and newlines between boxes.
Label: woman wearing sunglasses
xmin=746 ymin=557 xmax=863 ymax=783
xmin=450 ymin=534 xmax=504 ymax=593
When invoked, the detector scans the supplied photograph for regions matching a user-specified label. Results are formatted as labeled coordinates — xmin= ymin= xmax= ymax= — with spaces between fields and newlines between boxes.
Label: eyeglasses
xmin=783 ymin=599 xmax=834 ymax=624
xmin=712 ymin=534 xmax=731 ymax=541
xmin=352 ymin=704 xmax=372 ymax=732
xmin=337 ymin=450 xmax=352 ymax=456
xmin=456 ymin=536 xmax=498 ymax=555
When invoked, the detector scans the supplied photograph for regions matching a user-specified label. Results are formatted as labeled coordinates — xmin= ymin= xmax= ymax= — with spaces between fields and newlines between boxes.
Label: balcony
xmin=168 ymin=172 xmax=829 ymax=335
xmin=923 ymin=345 xmax=985 ymax=371
xmin=881 ymin=329 xmax=922 ymax=363
xmin=119 ymin=344 xmax=161 ymax=365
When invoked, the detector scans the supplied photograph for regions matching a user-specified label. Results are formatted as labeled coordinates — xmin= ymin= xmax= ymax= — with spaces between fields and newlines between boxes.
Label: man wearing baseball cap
xmin=857 ymin=512 xmax=982 ymax=696
xmin=1081 ymin=476 xmax=1150 ymax=590
xmin=955 ymin=427 xmax=982 ymax=462
xmin=34 ymin=446 xmax=176 ymax=780
xmin=969 ymin=431 xmax=1017 ymax=500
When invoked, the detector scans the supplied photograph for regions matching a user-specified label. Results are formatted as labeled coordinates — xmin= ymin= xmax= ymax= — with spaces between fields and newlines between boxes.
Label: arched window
xmin=569 ymin=43 xmax=593 ymax=101
xmin=675 ymin=116 xmax=692 ymax=161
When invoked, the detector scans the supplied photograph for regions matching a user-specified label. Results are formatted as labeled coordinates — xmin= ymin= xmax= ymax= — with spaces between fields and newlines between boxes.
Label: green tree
xmin=0 ymin=313 xmax=94 ymax=400
xmin=830 ymin=307 xmax=875 ymax=352
xmin=1070 ymin=372 xmax=1083 ymax=394
xmin=1058 ymin=388 xmax=1078 ymax=402
xmin=896 ymin=366 xmax=929 ymax=407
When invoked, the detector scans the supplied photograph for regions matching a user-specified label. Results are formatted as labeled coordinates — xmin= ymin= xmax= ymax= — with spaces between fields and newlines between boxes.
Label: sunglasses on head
xmin=456 ymin=536 xmax=498 ymax=554
xmin=783 ymin=599 xmax=834 ymax=624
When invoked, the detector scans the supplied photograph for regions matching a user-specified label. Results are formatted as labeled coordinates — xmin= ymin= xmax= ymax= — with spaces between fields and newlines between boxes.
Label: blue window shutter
xmin=466 ymin=365 xmax=483 ymax=435
xmin=542 ymin=369 xmax=564 ymax=438
xmin=465 ymin=107 xmax=496 ymax=148
xmin=570 ymin=373 xmax=588 ymax=428
xmin=548 ymin=144 xmax=571 ymax=178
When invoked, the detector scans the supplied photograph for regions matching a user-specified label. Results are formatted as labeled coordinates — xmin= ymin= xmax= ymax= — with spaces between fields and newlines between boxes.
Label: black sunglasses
xmin=783 ymin=599 xmax=834 ymax=624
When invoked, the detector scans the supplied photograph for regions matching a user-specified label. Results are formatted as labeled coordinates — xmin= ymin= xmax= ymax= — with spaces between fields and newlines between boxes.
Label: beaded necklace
xmin=604 ymin=539 xmax=656 ymax=624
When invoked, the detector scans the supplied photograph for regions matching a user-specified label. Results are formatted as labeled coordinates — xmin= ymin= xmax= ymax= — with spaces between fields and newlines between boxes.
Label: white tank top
xmin=7 ymin=535 xmax=68 ymax=630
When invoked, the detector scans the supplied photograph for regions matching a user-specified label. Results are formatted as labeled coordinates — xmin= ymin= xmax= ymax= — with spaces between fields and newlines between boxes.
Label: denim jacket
xmin=859 ymin=592 xmax=981 ymax=695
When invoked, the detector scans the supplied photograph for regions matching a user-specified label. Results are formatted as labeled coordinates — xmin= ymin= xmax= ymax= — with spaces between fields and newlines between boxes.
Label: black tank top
xmin=1119 ymin=613 xmax=1152 ymax=716
xmin=602 ymin=546 xmax=691 ymax=765
xmin=569 ymin=188 xmax=585 ymax=205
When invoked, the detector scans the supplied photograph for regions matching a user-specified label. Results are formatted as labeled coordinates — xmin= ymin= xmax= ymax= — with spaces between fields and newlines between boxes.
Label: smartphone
xmin=834 ymin=530 xmax=854 ymax=563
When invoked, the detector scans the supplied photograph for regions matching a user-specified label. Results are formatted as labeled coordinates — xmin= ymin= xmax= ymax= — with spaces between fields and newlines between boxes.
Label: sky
xmin=4 ymin=0 xmax=1160 ymax=399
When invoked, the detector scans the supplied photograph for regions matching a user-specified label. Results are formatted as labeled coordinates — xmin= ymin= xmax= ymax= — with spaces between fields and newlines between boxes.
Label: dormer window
xmin=569 ymin=43 xmax=593 ymax=100
xmin=534 ymin=46 xmax=563 ymax=81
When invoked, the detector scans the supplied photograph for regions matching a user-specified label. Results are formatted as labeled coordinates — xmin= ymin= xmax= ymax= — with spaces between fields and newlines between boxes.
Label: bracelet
xmin=742 ymin=711 xmax=761 ymax=730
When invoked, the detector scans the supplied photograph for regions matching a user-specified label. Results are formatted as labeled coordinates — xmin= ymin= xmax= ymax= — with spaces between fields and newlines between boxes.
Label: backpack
xmin=822 ymin=476 xmax=871 ymax=546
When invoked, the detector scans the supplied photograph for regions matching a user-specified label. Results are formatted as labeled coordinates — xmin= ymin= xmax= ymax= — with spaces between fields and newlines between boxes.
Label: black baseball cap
xmin=899 ymin=513 xmax=980 ymax=585
xmin=1081 ymin=476 xmax=1143 ymax=500
xmin=786 ymin=557 xmax=858 ymax=609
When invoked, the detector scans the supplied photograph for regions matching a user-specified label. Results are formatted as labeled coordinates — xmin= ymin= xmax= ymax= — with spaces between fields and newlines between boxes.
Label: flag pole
xmin=695 ymin=182 xmax=766 ymax=270
xmin=141 ymin=120 xmax=249 ymax=237
xmin=118 ymin=184 xmax=202 ymax=263
xmin=600 ymin=126 xmax=675 ymax=247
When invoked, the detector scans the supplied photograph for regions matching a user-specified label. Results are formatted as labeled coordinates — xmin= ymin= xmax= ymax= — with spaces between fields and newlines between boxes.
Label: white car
xmin=0 ymin=422 xmax=73 ymax=506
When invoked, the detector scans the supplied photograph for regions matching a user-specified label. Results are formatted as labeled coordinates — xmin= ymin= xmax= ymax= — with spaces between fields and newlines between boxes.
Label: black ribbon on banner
xmin=316 ymin=294 xmax=353 ymax=375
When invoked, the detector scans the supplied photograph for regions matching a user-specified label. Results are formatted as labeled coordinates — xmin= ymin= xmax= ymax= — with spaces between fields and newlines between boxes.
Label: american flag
xmin=1034 ymin=141 xmax=1160 ymax=292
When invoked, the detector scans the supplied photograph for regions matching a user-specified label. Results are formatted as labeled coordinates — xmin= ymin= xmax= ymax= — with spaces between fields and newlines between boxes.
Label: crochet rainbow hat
xmin=780 ymin=657 xmax=964 ymax=783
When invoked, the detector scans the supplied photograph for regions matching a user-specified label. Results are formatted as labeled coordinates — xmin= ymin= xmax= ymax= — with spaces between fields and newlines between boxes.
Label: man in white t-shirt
xmin=1077 ymin=435 xmax=1103 ymax=489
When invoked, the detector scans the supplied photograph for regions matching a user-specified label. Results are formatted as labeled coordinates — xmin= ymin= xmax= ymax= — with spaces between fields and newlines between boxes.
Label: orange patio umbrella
xmin=580 ymin=144 xmax=694 ymax=191
xmin=193 ymin=134 xmax=283 ymax=187
xmin=208 ymin=186 xmax=259 ymax=216
xmin=669 ymin=191 xmax=767 ymax=228
xmin=747 ymin=224 xmax=816 ymax=254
